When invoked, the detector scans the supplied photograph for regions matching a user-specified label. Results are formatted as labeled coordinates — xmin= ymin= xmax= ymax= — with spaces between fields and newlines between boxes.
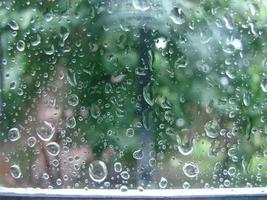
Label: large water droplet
xmin=8 ymin=128 xmax=21 ymax=142
xmin=10 ymin=165 xmax=21 ymax=179
xmin=170 ymin=8 xmax=186 ymax=25
xmin=143 ymin=82 xmax=154 ymax=106
xmin=17 ymin=40 xmax=25 ymax=52
xmin=46 ymin=142 xmax=60 ymax=156
xmin=159 ymin=177 xmax=168 ymax=188
xmin=204 ymin=120 xmax=220 ymax=138
xmin=36 ymin=121 xmax=55 ymax=142
xmin=68 ymin=94 xmax=79 ymax=106
xmin=133 ymin=148 xmax=144 ymax=160
xmin=88 ymin=160 xmax=108 ymax=183
xmin=183 ymin=163 xmax=199 ymax=178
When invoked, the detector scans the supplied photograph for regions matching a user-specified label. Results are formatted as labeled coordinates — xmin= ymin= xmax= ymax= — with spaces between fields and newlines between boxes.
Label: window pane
xmin=0 ymin=0 xmax=267 ymax=191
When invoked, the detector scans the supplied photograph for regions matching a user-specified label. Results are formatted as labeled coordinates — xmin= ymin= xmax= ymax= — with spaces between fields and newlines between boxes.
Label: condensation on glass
xmin=0 ymin=0 xmax=266 ymax=191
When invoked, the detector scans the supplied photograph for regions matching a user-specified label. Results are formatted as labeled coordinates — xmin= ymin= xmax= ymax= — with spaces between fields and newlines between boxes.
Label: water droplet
xmin=66 ymin=116 xmax=76 ymax=129
xmin=10 ymin=81 xmax=16 ymax=90
xmin=243 ymin=92 xmax=251 ymax=106
xmin=17 ymin=40 xmax=25 ymax=52
xmin=143 ymin=82 xmax=154 ymax=106
xmin=111 ymin=74 xmax=126 ymax=84
xmin=44 ymin=44 xmax=55 ymax=55
xmin=261 ymin=78 xmax=267 ymax=92
xmin=27 ymin=136 xmax=37 ymax=148
xmin=68 ymin=94 xmax=79 ymax=106
xmin=132 ymin=0 xmax=150 ymax=12
xmin=133 ymin=148 xmax=144 ymax=160
xmin=126 ymin=128 xmax=135 ymax=137
xmin=159 ymin=177 xmax=168 ymax=188
xmin=91 ymin=103 xmax=101 ymax=119
xmin=88 ymin=160 xmax=108 ymax=183
xmin=120 ymin=170 xmax=130 ymax=180
xmin=183 ymin=163 xmax=199 ymax=178
xmin=204 ymin=120 xmax=220 ymax=138
xmin=31 ymin=34 xmax=41 ymax=47
xmin=8 ymin=20 xmax=19 ymax=31
xmin=120 ymin=185 xmax=128 ymax=192
xmin=46 ymin=142 xmax=60 ymax=156
xmin=56 ymin=178 xmax=62 ymax=186
xmin=8 ymin=128 xmax=21 ymax=142
xmin=170 ymin=8 xmax=186 ymax=25
xmin=36 ymin=121 xmax=55 ymax=142
xmin=114 ymin=162 xmax=122 ymax=173
xmin=10 ymin=165 xmax=21 ymax=179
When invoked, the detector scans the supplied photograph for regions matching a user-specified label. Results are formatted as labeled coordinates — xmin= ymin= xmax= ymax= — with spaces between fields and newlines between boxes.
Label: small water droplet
xmin=68 ymin=94 xmax=79 ymax=106
xmin=114 ymin=162 xmax=122 ymax=173
xmin=120 ymin=171 xmax=130 ymax=180
xmin=10 ymin=165 xmax=21 ymax=179
xmin=183 ymin=163 xmax=199 ymax=178
xmin=170 ymin=8 xmax=186 ymax=25
xmin=17 ymin=40 xmax=25 ymax=52
xmin=159 ymin=177 xmax=168 ymax=188
xmin=204 ymin=120 xmax=220 ymax=138
xmin=27 ymin=136 xmax=37 ymax=148
xmin=261 ymin=78 xmax=267 ymax=92
xmin=126 ymin=128 xmax=135 ymax=137
xmin=88 ymin=160 xmax=108 ymax=183
xmin=133 ymin=148 xmax=144 ymax=160
xmin=10 ymin=81 xmax=16 ymax=90
xmin=120 ymin=185 xmax=128 ymax=192
xmin=8 ymin=128 xmax=21 ymax=142
xmin=8 ymin=20 xmax=19 ymax=31
xmin=143 ymin=82 xmax=154 ymax=106
xmin=31 ymin=34 xmax=41 ymax=47
xmin=66 ymin=116 xmax=76 ymax=128
xmin=46 ymin=142 xmax=60 ymax=156
xmin=91 ymin=104 xmax=101 ymax=119
xmin=132 ymin=0 xmax=150 ymax=12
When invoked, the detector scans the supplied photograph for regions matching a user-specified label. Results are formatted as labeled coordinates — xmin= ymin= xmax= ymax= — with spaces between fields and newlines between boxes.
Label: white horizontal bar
xmin=0 ymin=187 xmax=266 ymax=198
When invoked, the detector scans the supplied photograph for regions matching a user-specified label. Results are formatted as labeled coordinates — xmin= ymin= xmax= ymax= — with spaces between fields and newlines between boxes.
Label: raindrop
xmin=120 ymin=185 xmax=128 ymax=192
xmin=31 ymin=34 xmax=41 ymax=47
xmin=66 ymin=116 xmax=76 ymax=129
xmin=170 ymin=8 xmax=186 ymax=25
xmin=36 ymin=121 xmax=55 ymax=142
xmin=8 ymin=20 xmax=19 ymax=30
xmin=204 ymin=120 xmax=220 ymax=138
xmin=126 ymin=128 xmax=135 ymax=137
xmin=133 ymin=148 xmax=144 ymax=160
xmin=27 ymin=136 xmax=37 ymax=148
xmin=17 ymin=40 xmax=25 ymax=52
xmin=183 ymin=163 xmax=199 ymax=178
xmin=68 ymin=94 xmax=79 ymax=106
xmin=56 ymin=178 xmax=62 ymax=186
xmin=132 ymin=0 xmax=150 ymax=12
xmin=10 ymin=165 xmax=21 ymax=179
xmin=10 ymin=81 xmax=16 ymax=90
xmin=8 ymin=128 xmax=21 ymax=142
xmin=261 ymin=78 xmax=267 ymax=92
xmin=46 ymin=142 xmax=60 ymax=156
xmin=88 ymin=160 xmax=108 ymax=183
xmin=159 ymin=177 xmax=168 ymax=189
xmin=143 ymin=82 xmax=154 ymax=106
xmin=120 ymin=171 xmax=130 ymax=180
xmin=114 ymin=162 xmax=122 ymax=173
xmin=243 ymin=92 xmax=251 ymax=106
xmin=91 ymin=103 xmax=101 ymax=119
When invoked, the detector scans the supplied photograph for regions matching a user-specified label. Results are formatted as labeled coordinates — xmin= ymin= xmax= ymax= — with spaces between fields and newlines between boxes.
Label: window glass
xmin=0 ymin=0 xmax=267 ymax=191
